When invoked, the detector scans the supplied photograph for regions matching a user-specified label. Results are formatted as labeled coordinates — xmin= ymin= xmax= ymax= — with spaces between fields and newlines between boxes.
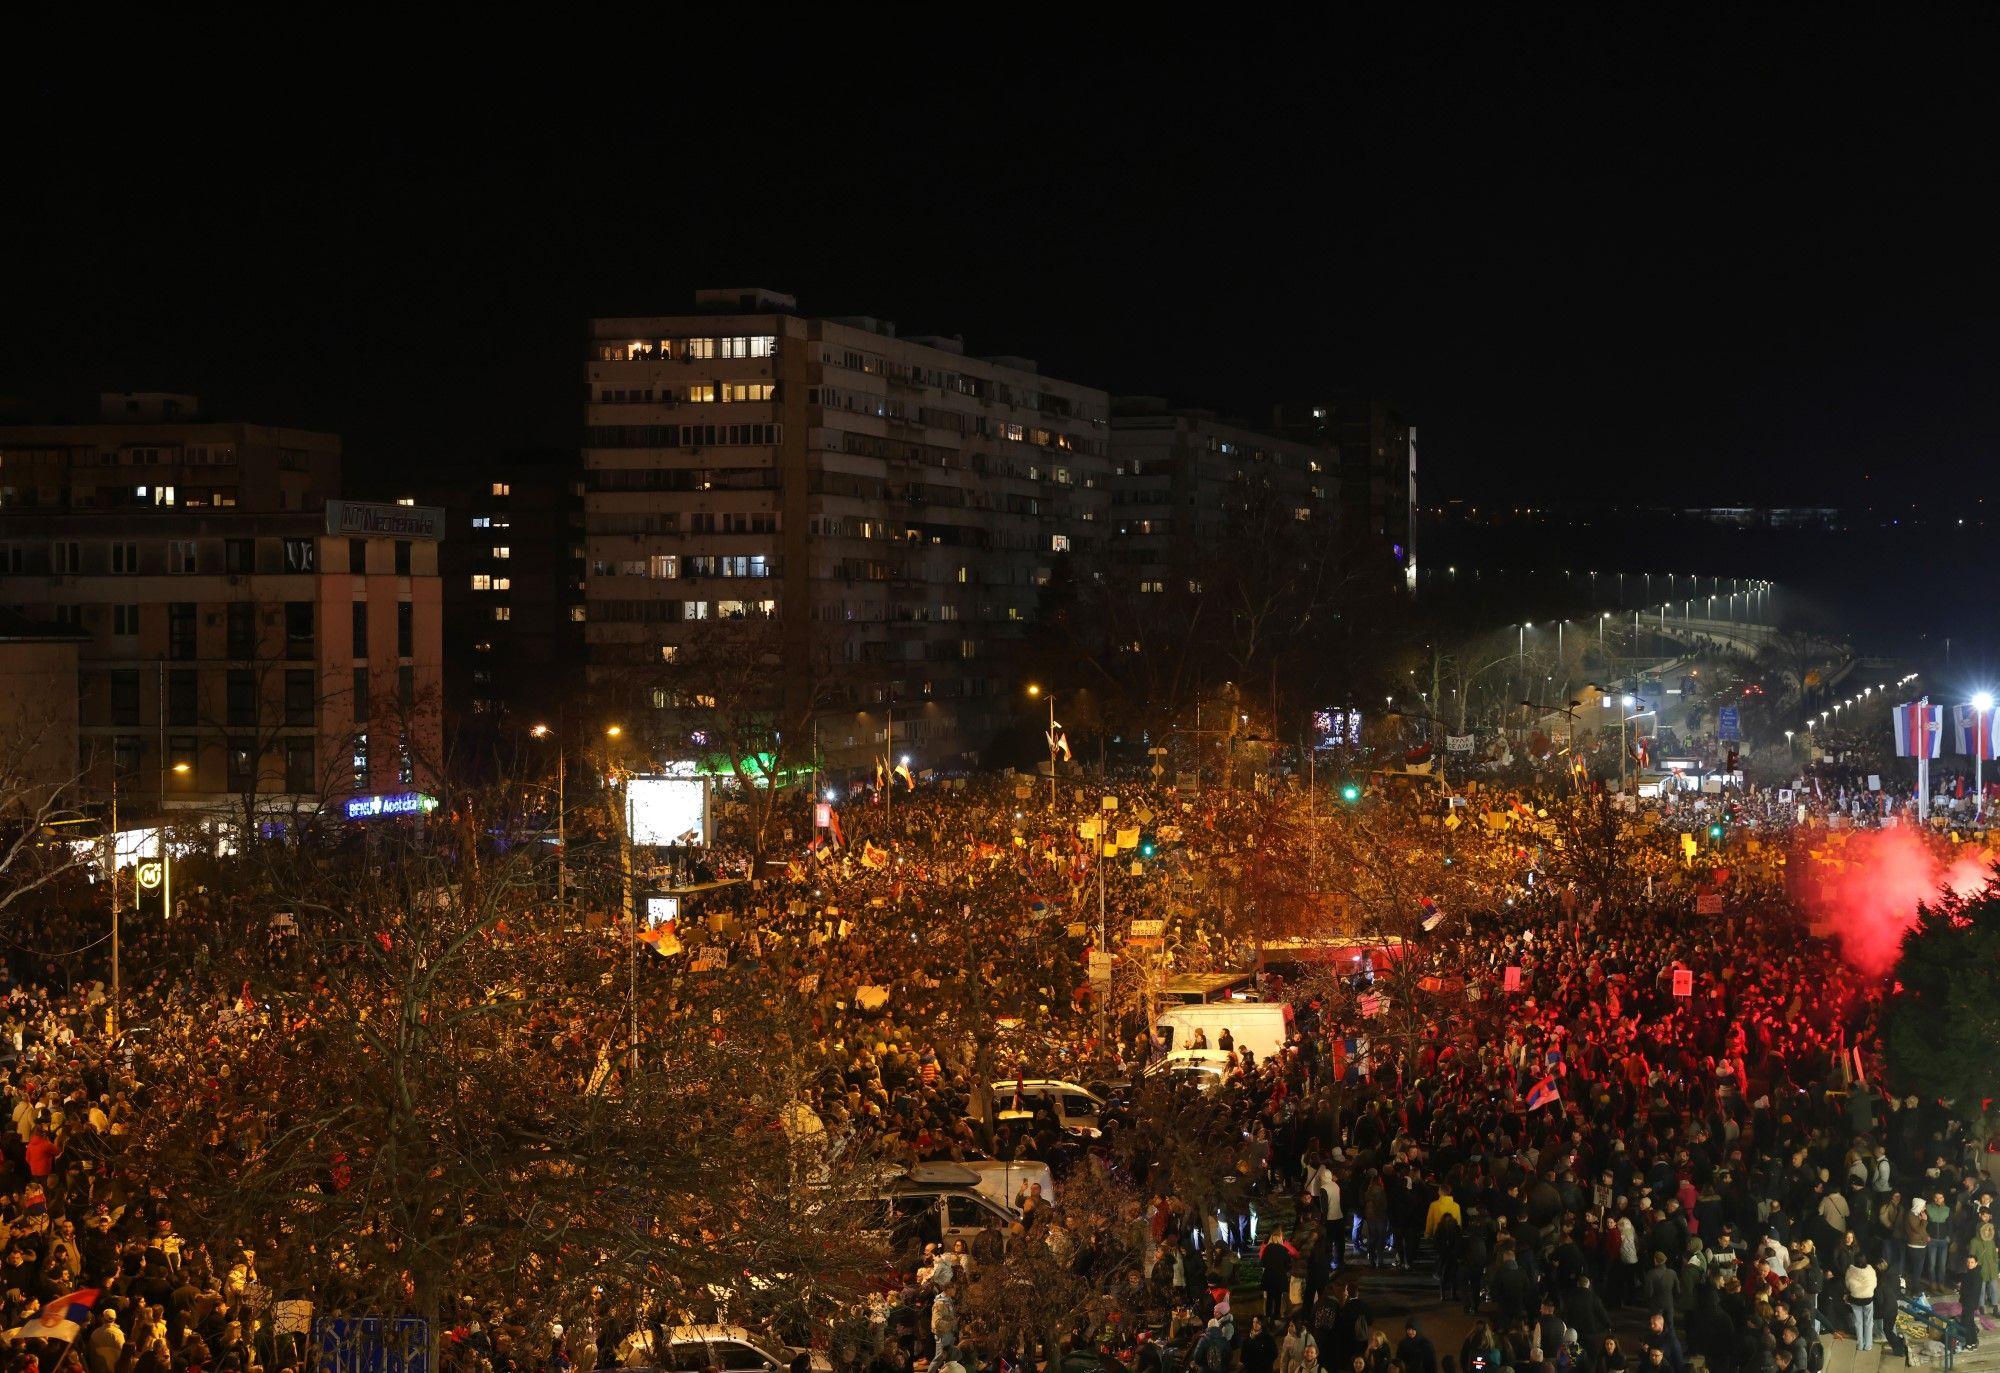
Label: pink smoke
xmin=1802 ymin=828 xmax=1996 ymax=975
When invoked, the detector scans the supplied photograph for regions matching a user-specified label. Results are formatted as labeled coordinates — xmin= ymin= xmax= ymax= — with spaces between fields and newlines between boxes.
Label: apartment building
xmin=401 ymin=450 xmax=586 ymax=730
xmin=584 ymin=290 xmax=1112 ymax=766
xmin=1108 ymin=398 xmax=1341 ymax=591
xmin=1273 ymin=396 xmax=1418 ymax=591
xmin=0 ymin=396 xmax=444 ymax=823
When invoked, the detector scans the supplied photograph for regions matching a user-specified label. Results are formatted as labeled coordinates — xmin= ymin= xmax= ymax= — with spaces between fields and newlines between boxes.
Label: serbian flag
xmin=10 ymin=1289 xmax=100 ymax=1343
xmin=1893 ymin=701 xmax=1944 ymax=758
xmin=1954 ymin=704 xmax=2000 ymax=760
xmin=1525 ymin=1075 xmax=1560 ymax=1112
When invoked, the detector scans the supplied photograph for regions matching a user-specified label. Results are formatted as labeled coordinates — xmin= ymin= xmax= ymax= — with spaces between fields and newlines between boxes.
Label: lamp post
xmin=1028 ymin=684 xmax=1057 ymax=807
xmin=1974 ymin=691 xmax=1995 ymax=824
xmin=531 ymin=724 xmax=566 ymax=906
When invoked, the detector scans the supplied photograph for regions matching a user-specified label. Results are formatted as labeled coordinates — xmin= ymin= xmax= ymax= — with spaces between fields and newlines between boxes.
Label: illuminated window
xmin=722 ymin=382 xmax=776 ymax=402
xmin=570 ymin=606 xmax=587 ymax=622
xmin=491 ymin=577 xmax=510 ymax=591
xmin=648 ymin=554 xmax=677 ymax=578
xmin=491 ymin=606 xmax=511 ymax=621
xmin=685 ymin=337 xmax=716 ymax=359
xmin=492 ymin=546 xmax=510 ymax=559
xmin=1051 ymin=534 xmax=1070 ymax=553
xmin=686 ymin=383 xmax=716 ymax=403
xmin=395 ymin=497 xmax=415 ymax=507
xmin=490 ymin=481 xmax=510 ymax=497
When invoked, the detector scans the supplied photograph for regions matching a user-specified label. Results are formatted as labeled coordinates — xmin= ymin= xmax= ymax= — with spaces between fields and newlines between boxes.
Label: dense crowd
xmin=0 ymin=759 xmax=1990 ymax=1373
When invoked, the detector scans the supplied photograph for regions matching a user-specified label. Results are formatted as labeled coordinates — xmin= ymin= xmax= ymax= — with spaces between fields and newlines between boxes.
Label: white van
xmin=960 ymin=1158 xmax=1056 ymax=1213
xmin=1154 ymin=1002 xmax=1290 ymax=1063
xmin=982 ymin=1078 xmax=1106 ymax=1136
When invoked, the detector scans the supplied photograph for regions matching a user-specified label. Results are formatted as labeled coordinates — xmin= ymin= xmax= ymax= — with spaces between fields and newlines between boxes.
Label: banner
xmin=1672 ymin=968 xmax=1694 ymax=997
xmin=1446 ymin=734 xmax=1476 ymax=753
xmin=1695 ymin=893 xmax=1723 ymax=915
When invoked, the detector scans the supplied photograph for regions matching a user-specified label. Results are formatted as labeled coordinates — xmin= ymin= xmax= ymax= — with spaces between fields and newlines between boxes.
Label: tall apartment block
xmin=0 ymin=394 xmax=444 ymax=827
xmin=400 ymin=450 xmax=586 ymax=733
xmin=1107 ymin=397 xmax=1342 ymax=592
xmin=584 ymin=290 xmax=1112 ymax=767
xmin=1273 ymin=396 xmax=1418 ymax=591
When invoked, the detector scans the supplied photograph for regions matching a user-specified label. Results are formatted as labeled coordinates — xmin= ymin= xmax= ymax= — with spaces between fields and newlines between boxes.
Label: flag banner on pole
xmin=1525 ymin=1076 xmax=1560 ymax=1111
xmin=1892 ymin=701 xmax=1944 ymax=758
xmin=1953 ymin=704 xmax=2000 ymax=760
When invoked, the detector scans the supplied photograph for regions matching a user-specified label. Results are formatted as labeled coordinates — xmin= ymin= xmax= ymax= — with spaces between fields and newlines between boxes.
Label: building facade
xmin=400 ymin=451 xmax=586 ymax=731
xmin=584 ymin=290 xmax=1112 ymax=766
xmin=0 ymin=397 xmax=444 ymax=824
xmin=1108 ymin=398 xmax=1341 ymax=592
xmin=1273 ymin=396 xmax=1418 ymax=591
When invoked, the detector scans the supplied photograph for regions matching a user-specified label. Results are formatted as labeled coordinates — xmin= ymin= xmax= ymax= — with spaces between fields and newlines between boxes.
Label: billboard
xmin=1312 ymin=708 xmax=1363 ymax=749
xmin=627 ymin=776 xmax=707 ymax=846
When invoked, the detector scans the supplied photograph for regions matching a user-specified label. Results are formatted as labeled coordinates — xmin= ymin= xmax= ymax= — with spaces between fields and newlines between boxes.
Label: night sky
xmin=10 ymin=23 xmax=2000 ymax=507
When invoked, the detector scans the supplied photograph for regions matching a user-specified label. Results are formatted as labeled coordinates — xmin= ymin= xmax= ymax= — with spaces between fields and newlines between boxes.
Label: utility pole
xmin=107 ymin=762 xmax=120 ymax=1040
xmin=885 ymin=706 xmax=894 ymax=823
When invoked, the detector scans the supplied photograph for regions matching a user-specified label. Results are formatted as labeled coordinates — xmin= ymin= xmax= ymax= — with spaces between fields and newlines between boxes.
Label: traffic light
xmin=1340 ymin=782 xmax=1362 ymax=805
xmin=1138 ymin=835 xmax=1157 ymax=858
xmin=1707 ymin=822 xmax=1724 ymax=845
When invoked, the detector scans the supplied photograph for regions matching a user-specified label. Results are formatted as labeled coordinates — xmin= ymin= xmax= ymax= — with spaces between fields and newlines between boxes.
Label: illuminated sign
xmin=343 ymin=791 xmax=437 ymax=821
xmin=136 ymin=862 xmax=163 ymax=890
xmin=325 ymin=500 xmax=445 ymax=541
xmin=1312 ymin=708 xmax=1363 ymax=749
xmin=627 ymin=776 xmax=708 ymax=846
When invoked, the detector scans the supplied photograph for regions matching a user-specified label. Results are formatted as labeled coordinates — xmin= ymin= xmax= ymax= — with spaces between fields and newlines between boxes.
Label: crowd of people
xmin=0 ymin=753 xmax=1989 ymax=1373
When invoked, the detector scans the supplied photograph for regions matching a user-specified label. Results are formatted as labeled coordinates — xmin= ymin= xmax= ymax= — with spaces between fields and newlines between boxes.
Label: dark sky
xmin=10 ymin=20 xmax=2000 ymax=506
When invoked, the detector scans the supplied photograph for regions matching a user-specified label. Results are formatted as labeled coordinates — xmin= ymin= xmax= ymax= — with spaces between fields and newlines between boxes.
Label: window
xmin=168 ymin=602 xmax=196 ymax=659
xmin=1051 ymin=534 xmax=1070 ymax=553
xmin=721 ymin=382 xmax=775 ymax=402
xmin=568 ymin=605 xmax=586 ymax=623
xmin=685 ymin=337 xmax=715 ymax=360
xmin=394 ymin=541 xmax=411 ymax=576
xmin=167 ymin=670 xmax=198 ymax=726
xmin=285 ymin=602 xmax=314 ymax=659
xmin=283 ymin=538 xmax=315 ymax=572
xmin=227 ymin=603 xmax=257 ymax=659
xmin=50 ymin=542 xmax=80 ymax=574
xmin=110 ymin=542 xmax=139 ymax=574
xmin=648 ymin=554 xmax=677 ymax=579
xmin=683 ymin=601 xmax=709 ymax=620
xmin=470 ymin=574 xmax=491 ymax=591
xmin=351 ymin=602 xmax=368 ymax=658
xmin=352 ymin=667 xmax=370 ymax=722
xmin=1139 ymin=581 xmax=1164 ymax=593
xmin=227 ymin=740 xmax=256 ymax=792
xmin=491 ymin=606 xmax=511 ymax=621
xmin=109 ymin=670 xmax=141 ymax=726
xmin=114 ymin=736 xmax=142 ymax=779
xmin=285 ymin=669 xmax=315 ymax=726
xmin=490 ymin=481 xmax=511 ymax=497
xmin=349 ymin=538 xmax=368 ymax=573
xmin=225 ymin=539 xmax=254 ymax=574
xmin=351 ymin=732 xmax=369 ymax=790
xmin=168 ymin=540 xmax=199 ymax=574
xmin=685 ymin=384 xmax=716 ymax=404
xmin=226 ymin=670 xmax=257 ymax=727
xmin=398 ymin=665 xmax=414 ymax=712
xmin=285 ymin=738 xmax=315 ymax=794
xmin=396 ymin=602 xmax=413 ymax=656
xmin=112 ymin=604 xmax=140 ymax=636
xmin=491 ymin=546 xmax=510 ymax=560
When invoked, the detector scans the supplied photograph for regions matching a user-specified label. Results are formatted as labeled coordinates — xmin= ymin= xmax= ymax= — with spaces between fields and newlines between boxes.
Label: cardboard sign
xmin=1087 ymin=952 xmax=1113 ymax=983
xmin=1128 ymin=919 xmax=1164 ymax=940
xmin=1503 ymin=966 xmax=1523 ymax=992
xmin=1672 ymin=968 xmax=1694 ymax=998
xmin=1695 ymin=893 xmax=1723 ymax=915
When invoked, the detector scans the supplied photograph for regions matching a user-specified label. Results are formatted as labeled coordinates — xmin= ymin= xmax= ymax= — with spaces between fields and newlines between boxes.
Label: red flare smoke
xmin=1802 ymin=827 xmax=1994 ymax=975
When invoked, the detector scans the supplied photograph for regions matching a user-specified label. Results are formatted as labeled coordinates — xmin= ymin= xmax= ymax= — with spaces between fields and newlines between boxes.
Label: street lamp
xmin=530 ymin=724 xmax=567 ymax=906
xmin=1973 ymin=691 xmax=1995 ymax=823
xmin=1027 ymin=683 xmax=1060 ymax=807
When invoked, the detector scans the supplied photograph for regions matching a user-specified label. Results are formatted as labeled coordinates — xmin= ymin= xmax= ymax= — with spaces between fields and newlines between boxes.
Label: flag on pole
xmin=1525 ymin=1076 xmax=1560 ymax=1112
xmin=1954 ymin=704 xmax=2000 ymax=760
xmin=1046 ymin=721 xmax=1073 ymax=762
xmin=1893 ymin=701 xmax=1944 ymax=758
xmin=892 ymin=761 xmax=915 ymax=791
xmin=9 ymin=1289 xmax=101 ymax=1344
